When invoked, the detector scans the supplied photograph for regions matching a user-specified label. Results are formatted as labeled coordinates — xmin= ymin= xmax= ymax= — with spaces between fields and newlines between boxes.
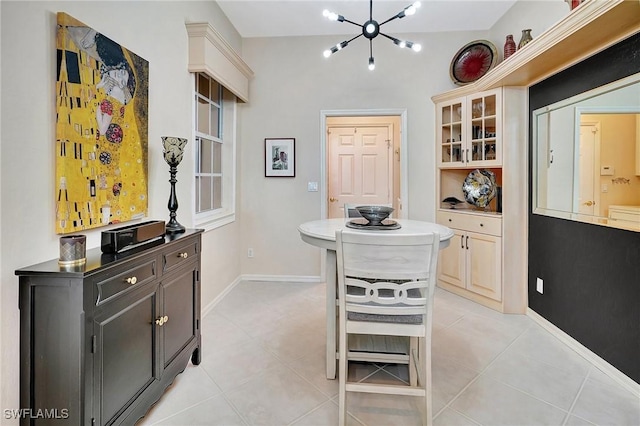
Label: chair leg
xmin=422 ymin=336 xmax=433 ymax=426
xmin=338 ymin=329 xmax=348 ymax=426
xmin=409 ymin=337 xmax=418 ymax=386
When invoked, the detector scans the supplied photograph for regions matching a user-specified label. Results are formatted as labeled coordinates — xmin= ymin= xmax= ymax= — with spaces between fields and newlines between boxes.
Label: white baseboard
xmin=201 ymin=276 xmax=243 ymax=318
xmin=200 ymin=274 xmax=322 ymax=318
xmin=240 ymin=274 xmax=322 ymax=283
xmin=527 ymin=308 xmax=639 ymax=398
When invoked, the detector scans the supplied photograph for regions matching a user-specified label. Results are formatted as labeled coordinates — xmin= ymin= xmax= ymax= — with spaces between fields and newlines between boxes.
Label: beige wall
xmin=490 ymin=0 xmax=568 ymax=62
xmin=236 ymin=0 xmax=568 ymax=280
xmin=237 ymin=30 xmax=487 ymax=279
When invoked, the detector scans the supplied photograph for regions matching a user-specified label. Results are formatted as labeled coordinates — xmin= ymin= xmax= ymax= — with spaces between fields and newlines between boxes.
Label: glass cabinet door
xmin=439 ymin=99 xmax=464 ymax=166
xmin=468 ymin=89 xmax=501 ymax=165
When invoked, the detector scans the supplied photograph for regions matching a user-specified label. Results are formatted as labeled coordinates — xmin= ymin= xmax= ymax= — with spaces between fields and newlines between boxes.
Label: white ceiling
xmin=216 ymin=0 xmax=520 ymax=38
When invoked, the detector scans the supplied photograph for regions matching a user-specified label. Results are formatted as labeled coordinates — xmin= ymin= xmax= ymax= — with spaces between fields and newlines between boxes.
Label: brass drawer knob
xmin=126 ymin=276 xmax=138 ymax=285
xmin=155 ymin=315 xmax=169 ymax=326
xmin=178 ymin=252 xmax=188 ymax=259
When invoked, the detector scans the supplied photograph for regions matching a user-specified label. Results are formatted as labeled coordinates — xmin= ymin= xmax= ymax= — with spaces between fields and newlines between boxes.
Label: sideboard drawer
xmin=95 ymin=260 xmax=156 ymax=305
xmin=437 ymin=210 xmax=502 ymax=236
xmin=163 ymin=240 xmax=199 ymax=273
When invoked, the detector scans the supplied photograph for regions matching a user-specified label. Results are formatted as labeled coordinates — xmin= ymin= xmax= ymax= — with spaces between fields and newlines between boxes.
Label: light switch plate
xmin=308 ymin=182 xmax=318 ymax=192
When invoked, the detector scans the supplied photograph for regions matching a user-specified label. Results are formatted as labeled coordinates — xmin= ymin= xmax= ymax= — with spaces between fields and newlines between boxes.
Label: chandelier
xmin=323 ymin=0 xmax=422 ymax=70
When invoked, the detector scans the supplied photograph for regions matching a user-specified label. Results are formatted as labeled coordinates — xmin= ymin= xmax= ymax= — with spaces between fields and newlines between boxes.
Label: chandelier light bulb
xmin=412 ymin=43 xmax=422 ymax=52
xmin=324 ymin=10 xmax=339 ymax=21
xmin=399 ymin=40 xmax=407 ymax=48
xmin=408 ymin=2 xmax=422 ymax=15
xmin=368 ymin=57 xmax=375 ymax=70
xmin=323 ymin=49 xmax=332 ymax=58
xmin=365 ymin=23 xmax=376 ymax=34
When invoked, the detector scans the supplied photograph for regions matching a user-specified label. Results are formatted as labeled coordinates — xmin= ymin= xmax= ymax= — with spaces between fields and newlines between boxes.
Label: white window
xmin=194 ymin=72 xmax=236 ymax=229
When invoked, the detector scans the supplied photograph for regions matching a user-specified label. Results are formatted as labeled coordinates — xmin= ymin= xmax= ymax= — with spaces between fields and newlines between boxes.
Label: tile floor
xmin=138 ymin=281 xmax=639 ymax=426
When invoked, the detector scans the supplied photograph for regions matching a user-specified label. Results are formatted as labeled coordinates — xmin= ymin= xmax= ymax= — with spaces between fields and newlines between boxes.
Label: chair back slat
xmin=336 ymin=229 xmax=440 ymax=321
xmin=345 ymin=278 xmax=427 ymax=306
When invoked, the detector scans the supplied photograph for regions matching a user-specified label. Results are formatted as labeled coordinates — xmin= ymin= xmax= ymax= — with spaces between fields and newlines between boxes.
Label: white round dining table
xmin=298 ymin=217 xmax=454 ymax=379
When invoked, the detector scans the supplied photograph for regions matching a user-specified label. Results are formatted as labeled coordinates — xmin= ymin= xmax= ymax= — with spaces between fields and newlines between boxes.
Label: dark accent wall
xmin=528 ymin=33 xmax=640 ymax=384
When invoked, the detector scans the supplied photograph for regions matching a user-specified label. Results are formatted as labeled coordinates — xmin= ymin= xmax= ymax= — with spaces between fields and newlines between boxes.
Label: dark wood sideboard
xmin=16 ymin=229 xmax=203 ymax=425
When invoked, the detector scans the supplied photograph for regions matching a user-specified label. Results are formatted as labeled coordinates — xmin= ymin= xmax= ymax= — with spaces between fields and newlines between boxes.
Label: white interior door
xmin=327 ymin=125 xmax=392 ymax=218
xmin=578 ymin=123 xmax=600 ymax=216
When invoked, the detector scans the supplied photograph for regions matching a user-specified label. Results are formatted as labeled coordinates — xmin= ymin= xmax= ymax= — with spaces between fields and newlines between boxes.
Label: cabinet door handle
xmin=460 ymin=235 xmax=464 ymax=249
xmin=126 ymin=276 xmax=138 ymax=285
xmin=466 ymin=236 xmax=469 ymax=250
xmin=155 ymin=315 xmax=169 ymax=326
xmin=178 ymin=252 xmax=188 ymax=259
xmin=465 ymin=149 xmax=469 ymax=163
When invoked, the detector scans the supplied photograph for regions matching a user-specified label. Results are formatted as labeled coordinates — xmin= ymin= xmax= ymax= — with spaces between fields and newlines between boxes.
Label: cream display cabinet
xmin=433 ymin=87 xmax=527 ymax=313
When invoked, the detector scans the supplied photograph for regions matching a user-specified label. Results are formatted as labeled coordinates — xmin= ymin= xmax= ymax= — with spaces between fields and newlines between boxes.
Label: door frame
xmin=577 ymin=122 xmax=601 ymax=217
xmin=320 ymin=109 xmax=408 ymax=220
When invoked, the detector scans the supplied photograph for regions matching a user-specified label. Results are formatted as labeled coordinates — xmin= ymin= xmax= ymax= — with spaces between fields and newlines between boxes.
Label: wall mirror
xmin=532 ymin=73 xmax=640 ymax=231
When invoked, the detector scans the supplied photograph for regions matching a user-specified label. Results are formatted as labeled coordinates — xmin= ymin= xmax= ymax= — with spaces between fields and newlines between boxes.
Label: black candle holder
xmin=162 ymin=136 xmax=188 ymax=234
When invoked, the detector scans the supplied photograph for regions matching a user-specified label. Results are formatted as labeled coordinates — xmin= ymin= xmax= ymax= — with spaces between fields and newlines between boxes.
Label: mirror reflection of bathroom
xmin=578 ymin=113 xmax=640 ymax=222
xmin=532 ymin=72 xmax=640 ymax=231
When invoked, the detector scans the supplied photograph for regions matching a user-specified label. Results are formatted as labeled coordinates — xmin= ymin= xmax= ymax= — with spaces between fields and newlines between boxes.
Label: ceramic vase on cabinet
xmin=566 ymin=0 xmax=582 ymax=10
xmin=504 ymin=35 xmax=516 ymax=60
xmin=518 ymin=29 xmax=533 ymax=49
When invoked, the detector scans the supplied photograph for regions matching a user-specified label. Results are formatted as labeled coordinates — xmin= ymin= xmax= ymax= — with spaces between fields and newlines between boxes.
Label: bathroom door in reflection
xmin=578 ymin=123 xmax=600 ymax=216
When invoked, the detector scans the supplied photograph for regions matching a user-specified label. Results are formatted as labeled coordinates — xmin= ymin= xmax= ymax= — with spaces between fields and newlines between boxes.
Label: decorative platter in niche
xmin=450 ymin=40 xmax=498 ymax=85
xmin=462 ymin=169 xmax=497 ymax=208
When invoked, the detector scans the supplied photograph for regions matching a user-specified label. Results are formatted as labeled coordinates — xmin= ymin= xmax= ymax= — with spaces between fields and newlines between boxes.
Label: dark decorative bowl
xmin=356 ymin=205 xmax=394 ymax=225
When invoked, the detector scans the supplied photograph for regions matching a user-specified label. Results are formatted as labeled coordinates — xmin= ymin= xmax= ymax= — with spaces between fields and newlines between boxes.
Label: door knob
xmin=329 ymin=197 xmax=338 ymax=203
xmin=583 ymin=201 xmax=594 ymax=206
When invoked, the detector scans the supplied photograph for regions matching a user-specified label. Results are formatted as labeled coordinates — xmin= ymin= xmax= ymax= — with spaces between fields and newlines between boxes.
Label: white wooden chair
xmin=335 ymin=229 xmax=439 ymax=426
xmin=343 ymin=203 xmax=393 ymax=219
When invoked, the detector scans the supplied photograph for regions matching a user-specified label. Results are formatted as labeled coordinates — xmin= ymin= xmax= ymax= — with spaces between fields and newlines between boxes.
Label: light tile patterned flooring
xmin=138 ymin=281 xmax=639 ymax=426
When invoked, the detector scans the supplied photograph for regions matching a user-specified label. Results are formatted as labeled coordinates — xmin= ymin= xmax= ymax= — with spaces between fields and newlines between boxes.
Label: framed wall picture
xmin=265 ymin=138 xmax=295 ymax=177
xmin=55 ymin=12 xmax=149 ymax=234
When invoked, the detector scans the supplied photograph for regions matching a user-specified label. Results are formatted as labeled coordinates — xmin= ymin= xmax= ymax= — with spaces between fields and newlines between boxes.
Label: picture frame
xmin=55 ymin=12 xmax=149 ymax=234
xmin=265 ymin=138 xmax=295 ymax=177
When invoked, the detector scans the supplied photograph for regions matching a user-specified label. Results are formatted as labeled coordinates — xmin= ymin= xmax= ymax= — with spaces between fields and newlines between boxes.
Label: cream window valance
xmin=185 ymin=22 xmax=254 ymax=103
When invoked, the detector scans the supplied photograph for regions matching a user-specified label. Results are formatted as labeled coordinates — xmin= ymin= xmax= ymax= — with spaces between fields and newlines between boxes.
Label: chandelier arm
xmin=378 ymin=32 xmax=399 ymax=43
xmin=341 ymin=18 xmax=364 ymax=28
xmin=348 ymin=33 xmax=364 ymax=44
xmin=370 ymin=0 xmax=373 ymax=21
xmin=378 ymin=15 xmax=400 ymax=27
